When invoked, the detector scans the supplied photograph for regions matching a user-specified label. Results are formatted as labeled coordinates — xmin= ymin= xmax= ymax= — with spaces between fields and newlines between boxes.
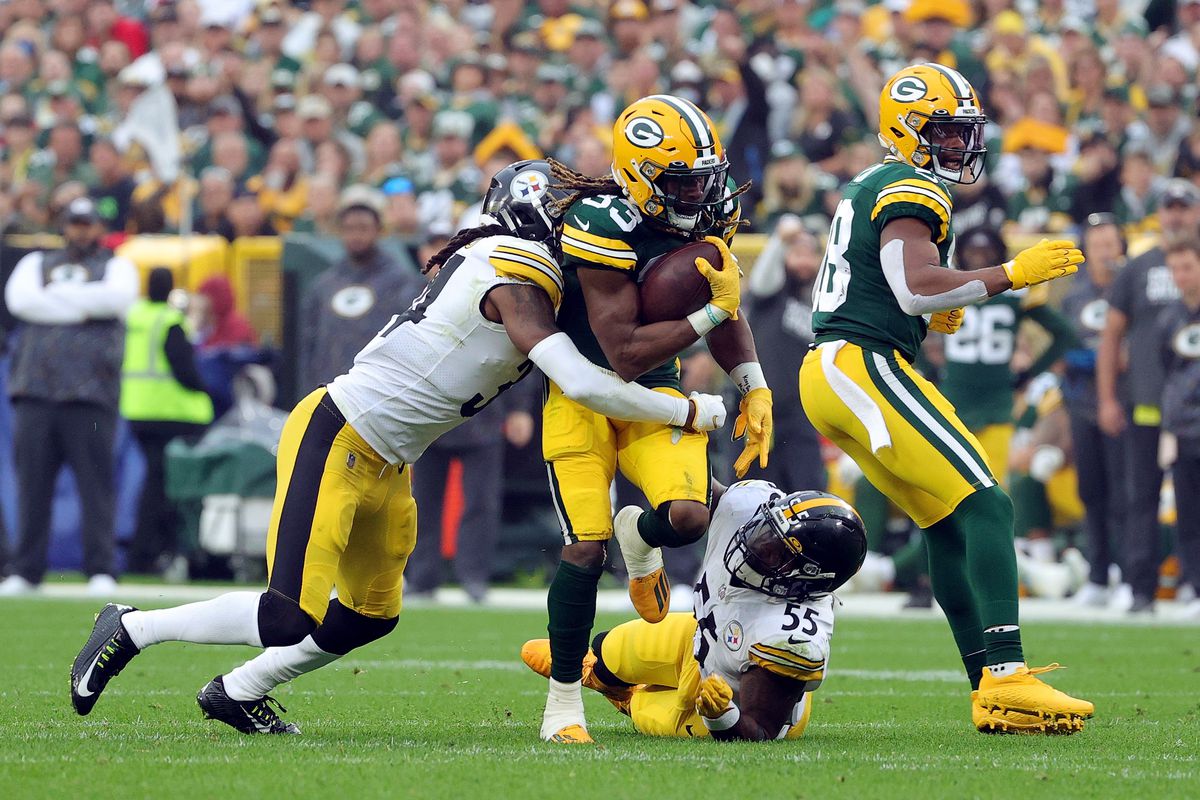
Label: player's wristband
xmin=729 ymin=362 xmax=767 ymax=396
xmin=701 ymin=703 xmax=741 ymax=732
xmin=687 ymin=303 xmax=730 ymax=337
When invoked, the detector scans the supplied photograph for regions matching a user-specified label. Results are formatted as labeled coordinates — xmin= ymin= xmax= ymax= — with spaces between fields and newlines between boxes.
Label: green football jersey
xmin=812 ymin=159 xmax=956 ymax=363
xmin=558 ymin=185 xmax=739 ymax=390
xmin=940 ymin=285 xmax=1075 ymax=429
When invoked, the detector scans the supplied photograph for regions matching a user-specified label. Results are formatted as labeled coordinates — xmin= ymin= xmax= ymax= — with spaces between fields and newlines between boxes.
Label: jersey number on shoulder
xmin=944 ymin=304 xmax=1016 ymax=365
xmin=580 ymin=195 xmax=641 ymax=233
xmin=375 ymin=253 xmax=465 ymax=338
xmin=812 ymin=199 xmax=854 ymax=313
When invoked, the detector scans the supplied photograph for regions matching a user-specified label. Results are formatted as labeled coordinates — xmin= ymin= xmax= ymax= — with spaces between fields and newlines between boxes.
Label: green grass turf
xmin=1 ymin=599 xmax=1196 ymax=800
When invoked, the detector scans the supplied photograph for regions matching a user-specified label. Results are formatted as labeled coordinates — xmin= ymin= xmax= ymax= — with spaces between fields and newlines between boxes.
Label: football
xmin=638 ymin=240 xmax=722 ymax=324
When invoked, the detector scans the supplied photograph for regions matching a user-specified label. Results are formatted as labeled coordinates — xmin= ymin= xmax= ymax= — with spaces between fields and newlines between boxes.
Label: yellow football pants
xmin=266 ymin=388 xmax=417 ymax=622
xmin=800 ymin=342 xmax=997 ymax=528
xmin=599 ymin=613 xmax=707 ymax=737
xmin=542 ymin=381 xmax=709 ymax=543
xmin=973 ymin=423 xmax=1014 ymax=488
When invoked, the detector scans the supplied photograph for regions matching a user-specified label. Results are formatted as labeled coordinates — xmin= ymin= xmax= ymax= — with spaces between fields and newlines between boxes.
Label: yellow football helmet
xmin=878 ymin=63 xmax=987 ymax=184
xmin=611 ymin=94 xmax=729 ymax=233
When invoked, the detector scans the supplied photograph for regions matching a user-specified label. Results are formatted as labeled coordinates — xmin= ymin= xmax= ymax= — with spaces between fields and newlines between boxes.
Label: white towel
xmin=818 ymin=341 xmax=892 ymax=454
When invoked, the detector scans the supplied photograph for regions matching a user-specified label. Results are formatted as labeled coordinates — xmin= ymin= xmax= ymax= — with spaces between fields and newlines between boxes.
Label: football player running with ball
xmin=537 ymin=95 xmax=773 ymax=744
xmin=68 ymin=161 xmax=729 ymax=735
xmin=800 ymin=64 xmax=1093 ymax=733
xmin=522 ymin=481 xmax=866 ymax=741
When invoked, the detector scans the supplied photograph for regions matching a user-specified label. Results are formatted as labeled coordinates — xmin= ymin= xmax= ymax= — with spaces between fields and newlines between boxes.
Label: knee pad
xmin=257 ymin=589 xmax=317 ymax=647
xmin=311 ymin=600 xmax=398 ymax=656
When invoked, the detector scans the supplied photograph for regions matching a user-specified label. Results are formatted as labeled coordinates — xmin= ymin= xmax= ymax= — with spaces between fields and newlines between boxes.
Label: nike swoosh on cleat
xmin=75 ymin=653 xmax=102 ymax=698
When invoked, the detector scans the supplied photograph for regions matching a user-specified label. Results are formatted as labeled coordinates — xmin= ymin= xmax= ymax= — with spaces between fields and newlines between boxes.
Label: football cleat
xmin=613 ymin=505 xmax=670 ymax=623
xmin=521 ymin=639 xmax=634 ymax=714
xmin=70 ymin=603 xmax=141 ymax=716
xmin=975 ymin=664 xmax=1093 ymax=729
xmin=971 ymin=691 xmax=1083 ymax=734
xmin=197 ymin=675 xmax=301 ymax=735
xmin=546 ymin=724 xmax=594 ymax=744
xmin=782 ymin=692 xmax=814 ymax=739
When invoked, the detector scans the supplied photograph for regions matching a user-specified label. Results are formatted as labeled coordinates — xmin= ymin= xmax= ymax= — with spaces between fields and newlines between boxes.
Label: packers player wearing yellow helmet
xmin=535 ymin=95 xmax=774 ymax=744
xmin=799 ymin=64 xmax=1094 ymax=733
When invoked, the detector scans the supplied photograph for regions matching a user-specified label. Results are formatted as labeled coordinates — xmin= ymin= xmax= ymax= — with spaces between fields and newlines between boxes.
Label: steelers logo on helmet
xmin=1173 ymin=323 xmax=1200 ymax=359
xmin=509 ymin=169 xmax=550 ymax=204
xmin=623 ymin=116 xmax=665 ymax=148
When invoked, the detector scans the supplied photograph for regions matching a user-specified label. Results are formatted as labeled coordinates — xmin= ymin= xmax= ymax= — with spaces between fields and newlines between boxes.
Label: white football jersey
xmin=693 ymin=480 xmax=836 ymax=735
xmin=326 ymin=234 xmax=563 ymax=464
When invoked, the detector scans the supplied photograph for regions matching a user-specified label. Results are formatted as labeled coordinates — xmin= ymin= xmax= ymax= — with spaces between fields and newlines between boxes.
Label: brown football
xmin=638 ymin=241 xmax=721 ymax=324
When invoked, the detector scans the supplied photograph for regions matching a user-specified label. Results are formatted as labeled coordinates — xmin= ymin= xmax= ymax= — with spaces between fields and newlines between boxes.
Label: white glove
xmin=686 ymin=392 xmax=727 ymax=432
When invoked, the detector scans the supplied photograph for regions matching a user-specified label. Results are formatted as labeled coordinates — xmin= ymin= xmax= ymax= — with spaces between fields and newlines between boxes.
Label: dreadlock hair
xmin=547 ymin=158 xmax=619 ymax=218
xmin=546 ymin=158 xmax=753 ymax=240
xmin=423 ymin=224 xmax=509 ymax=274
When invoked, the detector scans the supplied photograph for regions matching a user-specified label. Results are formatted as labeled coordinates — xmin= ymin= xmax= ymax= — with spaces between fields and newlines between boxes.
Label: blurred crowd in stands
xmin=2 ymin=0 xmax=1200 ymax=615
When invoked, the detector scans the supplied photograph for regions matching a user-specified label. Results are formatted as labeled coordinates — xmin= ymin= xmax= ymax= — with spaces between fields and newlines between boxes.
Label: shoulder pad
xmin=748 ymin=636 xmax=827 ymax=683
xmin=561 ymin=196 xmax=639 ymax=271
xmin=486 ymin=236 xmax=565 ymax=309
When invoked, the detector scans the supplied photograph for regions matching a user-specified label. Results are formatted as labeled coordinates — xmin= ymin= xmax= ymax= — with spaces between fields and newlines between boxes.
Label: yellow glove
xmin=694 ymin=235 xmax=742 ymax=320
xmin=733 ymin=387 xmax=773 ymax=478
xmin=1002 ymin=239 xmax=1084 ymax=290
xmin=696 ymin=674 xmax=734 ymax=719
xmin=928 ymin=307 xmax=964 ymax=334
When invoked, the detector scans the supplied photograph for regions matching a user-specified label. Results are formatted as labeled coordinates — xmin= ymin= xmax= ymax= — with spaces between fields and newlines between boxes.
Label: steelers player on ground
xmin=939 ymin=226 xmax=1077 ymax=487
xmin=799 ymin=64 xmax=1093 ymax=733
xmin=536 ymin=95 xmax=774 ymax=744
xmin=522 ymin=482 xmax=866 ymax=741
xmin=68 ymin=161 xmax=729 ymax=735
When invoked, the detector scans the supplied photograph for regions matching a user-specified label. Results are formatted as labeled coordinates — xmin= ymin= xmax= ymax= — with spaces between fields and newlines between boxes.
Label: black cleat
xmin=70 ymin=603 xmax=141 ymax=716
xmin=197 ymin=675 xmax=301 ymax=735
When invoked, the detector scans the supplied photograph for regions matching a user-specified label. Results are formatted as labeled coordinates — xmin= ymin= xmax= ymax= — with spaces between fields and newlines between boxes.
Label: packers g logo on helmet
xmin=878 ymin=63 xmax=987 ymax=184
xmin=624 ymin=116 xmax=665 ymax=148
xmin=611 ymin=94 xmax=729 ymax=234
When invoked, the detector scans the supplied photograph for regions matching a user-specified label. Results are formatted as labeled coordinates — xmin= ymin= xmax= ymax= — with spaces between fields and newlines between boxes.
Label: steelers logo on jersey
xmin=1173 ymin=323 xmax=1200 ymax=359
xmin=623 ymin=116 xmax=665 ymax=148
xmin=723 ymin=620 xmax=744 ymax=652
xmin=509 ymin=170 xmax=549 ymax=204
xmin=330 ymin=285 xmax=376 ymax=318
xmin=1080 ymin=299 xmax=1108 ymax=332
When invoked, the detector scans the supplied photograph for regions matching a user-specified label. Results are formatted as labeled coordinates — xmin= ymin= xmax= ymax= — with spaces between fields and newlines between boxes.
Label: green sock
xmin=891 ymin=532 xmax=928 ymax=588
xmin=854 ymin=477 xmax=891 ymax=552
xmin=636 ymin=505 xmax=691 ymax=548
xmin=955 ymin=486 xmax=1024 ymax=666
xmin=924 ymin=515 xmax=986 ymax=687
xmin=547 ymin=560 xmax=602 ymax=683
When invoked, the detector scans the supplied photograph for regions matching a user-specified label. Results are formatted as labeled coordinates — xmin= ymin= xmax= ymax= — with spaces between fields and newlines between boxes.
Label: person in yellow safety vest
xmin=120 ymin=267 xmax=214 ymax=575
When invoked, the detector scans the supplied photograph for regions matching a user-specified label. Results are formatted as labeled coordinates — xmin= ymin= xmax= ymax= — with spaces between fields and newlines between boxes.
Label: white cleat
xmin=0 ymin=575 xmax=37 ymax=596
xmin=1108 ymin=583 xmax=1135 ymax=613
xmin=86 ymin=574 xmax=119 ymax=597
xmin=1071 ymin=582 xmax=1109 ymax=607
xmin=613 ymin=505 xmax=670 ymax=622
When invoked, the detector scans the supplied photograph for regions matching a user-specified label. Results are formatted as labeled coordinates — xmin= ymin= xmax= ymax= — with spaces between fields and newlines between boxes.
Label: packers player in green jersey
xmin=800 ymin=63 xmax=1093 ymax=734
xmin=940 ymin=226 xmax=1078 ymax=486
xmin=536 ymin=95 xmax=773 ymax=744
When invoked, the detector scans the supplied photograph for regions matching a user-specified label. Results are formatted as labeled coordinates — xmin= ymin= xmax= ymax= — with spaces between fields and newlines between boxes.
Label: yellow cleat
xmin=975 ymin=664 xmax=1094 ymax=729
xmin=520 ymin=639 xmax=635 ymax=713
xmin=547 ymin=724 xmax=594 ymax=744
xmin=613 ymin=505 xmax=670 ymax=623
xmin=627 ymin=570 xmax=671 ymax=624
xmin=782 ymin=692 xmax=814 ymax=739
xmin=971 ymin=691 xmax=1084 ymax=734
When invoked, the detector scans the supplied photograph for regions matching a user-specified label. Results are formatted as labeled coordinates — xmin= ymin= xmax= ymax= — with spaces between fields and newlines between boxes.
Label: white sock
xmin=540 ymin=678 xmax=585 ymax=740
xmin=222 ymin=635 xmax=340 ymax=701
xmin=987 ymin=661 xmax=1026 ymax=678
xmin=122 ymin=591 xmax=264 ymax=650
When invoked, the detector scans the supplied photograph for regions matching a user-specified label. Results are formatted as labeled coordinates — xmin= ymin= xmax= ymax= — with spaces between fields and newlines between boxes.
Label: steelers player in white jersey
xmin=68 ymin=161 xmax=730 ymax=735
xmin=522 ymin=483 xmax=867 ymax=740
